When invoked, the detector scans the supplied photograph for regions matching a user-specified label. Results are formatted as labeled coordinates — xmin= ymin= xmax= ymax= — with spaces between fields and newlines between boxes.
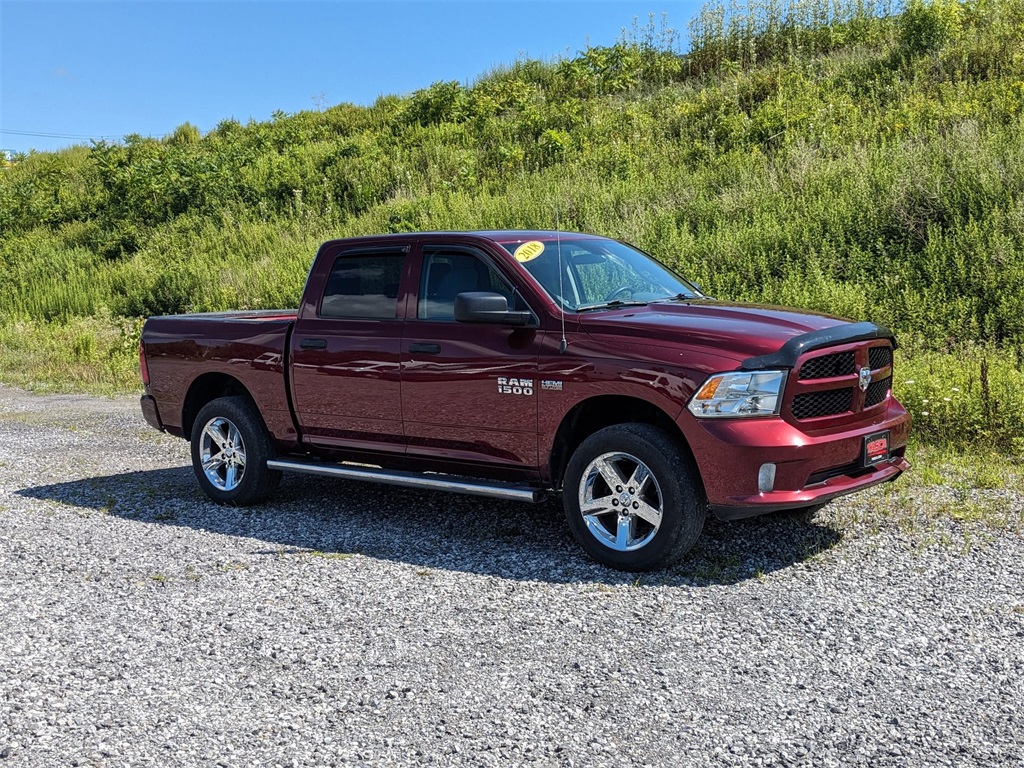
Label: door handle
xmin=299 ymin=338 xmax=327 ymax=350
xmin=409 ymin=343 xmax=441 ymax=354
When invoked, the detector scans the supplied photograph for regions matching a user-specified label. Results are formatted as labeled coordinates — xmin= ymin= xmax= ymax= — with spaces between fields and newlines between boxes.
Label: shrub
xmin=899 ymin=0 xmax=963 ymax=58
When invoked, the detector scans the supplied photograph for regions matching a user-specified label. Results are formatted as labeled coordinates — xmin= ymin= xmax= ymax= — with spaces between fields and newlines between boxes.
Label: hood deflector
xmin=739 ymin=322 xmax=896 ymax=371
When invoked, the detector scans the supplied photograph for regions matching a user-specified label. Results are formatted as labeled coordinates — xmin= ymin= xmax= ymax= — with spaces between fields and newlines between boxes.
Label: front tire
xmin=190 ymin=396 xmax=281 ymax=506
xmin=562 ymin=424 xmax=706 ymax=571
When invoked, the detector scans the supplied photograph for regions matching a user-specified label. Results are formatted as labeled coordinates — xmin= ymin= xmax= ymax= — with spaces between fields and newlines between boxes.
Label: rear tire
xmin=562 ymin=424 xmax=705 ymax=571
xmin=190 ymin=396 xmax=281 ymax=506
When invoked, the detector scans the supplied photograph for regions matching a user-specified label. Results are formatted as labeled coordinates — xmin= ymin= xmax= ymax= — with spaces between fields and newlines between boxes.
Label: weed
xmin=309 ymin=551 xmax=353 ymax=561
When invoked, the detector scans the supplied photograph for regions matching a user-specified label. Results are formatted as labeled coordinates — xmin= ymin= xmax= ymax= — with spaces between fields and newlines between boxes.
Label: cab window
xmin=320 ymin=251 xmax=405 ymax=319
xmin=418 ymin=249 xmax=519 ymax=321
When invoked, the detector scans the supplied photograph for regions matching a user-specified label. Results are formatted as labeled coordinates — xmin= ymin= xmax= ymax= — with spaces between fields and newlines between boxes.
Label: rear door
xmin=400 ymin=243 xmax=543 ymax=471
xmin=290 ymin=242 xmax=412 ymax=453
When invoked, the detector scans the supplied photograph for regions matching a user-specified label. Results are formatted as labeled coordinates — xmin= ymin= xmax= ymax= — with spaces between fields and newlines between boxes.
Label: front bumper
xmin=683 ymin=401 xmax=911 ymax=520
xmin=710 ymin=454 xmax=910 ymax=519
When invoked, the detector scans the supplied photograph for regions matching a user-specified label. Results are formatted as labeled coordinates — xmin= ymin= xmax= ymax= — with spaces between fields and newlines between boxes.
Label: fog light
xmin=758 ymin=463 xmax=776 ymax=494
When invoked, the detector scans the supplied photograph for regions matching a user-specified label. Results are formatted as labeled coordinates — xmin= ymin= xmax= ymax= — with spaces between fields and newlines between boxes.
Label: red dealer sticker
xmin=863 ymin=430 xmax=890 ymax=466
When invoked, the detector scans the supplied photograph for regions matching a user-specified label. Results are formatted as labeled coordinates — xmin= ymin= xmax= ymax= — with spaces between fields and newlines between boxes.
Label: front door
xmin=400 ymin=245 xmax=542 ymax=471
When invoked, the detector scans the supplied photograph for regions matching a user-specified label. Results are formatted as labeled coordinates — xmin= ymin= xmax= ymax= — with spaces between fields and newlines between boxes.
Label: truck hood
xmin=577 ymin=300 xmax=852 ymax=364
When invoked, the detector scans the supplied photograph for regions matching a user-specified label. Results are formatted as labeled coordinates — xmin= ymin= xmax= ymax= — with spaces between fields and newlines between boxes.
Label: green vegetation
xmin=308 ymin=551 xmax=354 ymax=561
xmin=0 ymin=313 xmax=142 ymax=394
xmin=1 ymin=0 xmax=1022 ymax=461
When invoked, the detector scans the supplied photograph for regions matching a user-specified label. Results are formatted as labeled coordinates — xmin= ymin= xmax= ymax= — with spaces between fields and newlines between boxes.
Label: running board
xmin=266 ymin=459 xmax=546 ymax=503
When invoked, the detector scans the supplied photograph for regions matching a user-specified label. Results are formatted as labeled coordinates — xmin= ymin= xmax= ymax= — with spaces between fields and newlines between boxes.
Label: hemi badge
xmin=541 ymin=380 xmax=563 ymax=391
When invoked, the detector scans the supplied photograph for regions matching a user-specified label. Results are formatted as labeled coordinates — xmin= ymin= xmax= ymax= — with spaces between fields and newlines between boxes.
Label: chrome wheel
xmin=199 ymin=416 xmax=246 ymax=492
xmin=578 ymin=451 xmax=663 ymax=552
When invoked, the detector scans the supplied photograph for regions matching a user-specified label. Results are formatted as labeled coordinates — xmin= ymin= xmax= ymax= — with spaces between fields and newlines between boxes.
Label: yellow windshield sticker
xmin=513 ymin=240 xmax=545 ymax=263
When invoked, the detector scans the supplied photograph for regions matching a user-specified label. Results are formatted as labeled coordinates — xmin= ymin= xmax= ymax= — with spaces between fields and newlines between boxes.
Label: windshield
xmin=499 ymin=238 xmax=701 ymax=311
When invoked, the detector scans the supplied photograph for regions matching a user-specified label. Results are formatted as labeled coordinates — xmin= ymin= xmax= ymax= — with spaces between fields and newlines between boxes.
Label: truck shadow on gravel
xmin=18 ymin=467 xmax=842 ymax=586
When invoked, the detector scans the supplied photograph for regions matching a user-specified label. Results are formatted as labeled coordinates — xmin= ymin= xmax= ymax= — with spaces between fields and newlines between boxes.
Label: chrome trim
xmin=577 ymin=451 xmax=663 ymax=552
xmin=200 ymin=416 xmax=246 ymax=491
xmin=858 ymin=366 xmax=872 ymax=393
xmin=266 ymin=459 xmax=545 ymax=502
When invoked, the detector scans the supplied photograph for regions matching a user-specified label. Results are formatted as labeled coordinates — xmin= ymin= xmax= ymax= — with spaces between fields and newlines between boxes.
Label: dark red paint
xmin=140 ymin=232 xmax=910 ymax=516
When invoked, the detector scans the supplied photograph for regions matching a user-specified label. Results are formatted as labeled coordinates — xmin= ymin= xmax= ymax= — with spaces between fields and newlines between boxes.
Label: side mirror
xmin=454 ymin=292 xmax=534 ymax=327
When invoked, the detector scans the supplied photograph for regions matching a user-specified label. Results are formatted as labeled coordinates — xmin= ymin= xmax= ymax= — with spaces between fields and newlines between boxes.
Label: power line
xmin=0 ymin=128 xmax=122 ymax=140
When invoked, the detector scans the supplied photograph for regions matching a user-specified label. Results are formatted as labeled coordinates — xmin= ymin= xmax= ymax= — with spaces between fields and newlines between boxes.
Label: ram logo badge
xmin=858 ymin=366 xmax=872 ymax=392
xmin=497 ymin=377 xmax=534 ymax=395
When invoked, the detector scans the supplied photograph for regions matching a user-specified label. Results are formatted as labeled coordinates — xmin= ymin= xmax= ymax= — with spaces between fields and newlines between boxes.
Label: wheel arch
xmin=182 ymin=373 xmax=260 ymax=439
xmin=548 ymin=395 xmax=698 ymax=491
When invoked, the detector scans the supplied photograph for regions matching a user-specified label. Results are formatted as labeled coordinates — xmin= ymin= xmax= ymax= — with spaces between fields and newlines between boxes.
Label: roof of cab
xmin=472 ymin=230 xmax=609 ymax=244
xmin=319 ymin=230 xmax=612 ymax=249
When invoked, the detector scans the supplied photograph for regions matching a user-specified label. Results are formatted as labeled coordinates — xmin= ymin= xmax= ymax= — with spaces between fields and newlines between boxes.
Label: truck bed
xmin=141 ymin=310 xmax=298 ymax=442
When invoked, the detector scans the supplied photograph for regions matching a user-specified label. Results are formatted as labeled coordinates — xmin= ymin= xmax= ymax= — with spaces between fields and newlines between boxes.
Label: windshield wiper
xmin=574 ymin=299 xmax=649 ymax=312
xmin=652 ymin=292 xmax=707 ymax=303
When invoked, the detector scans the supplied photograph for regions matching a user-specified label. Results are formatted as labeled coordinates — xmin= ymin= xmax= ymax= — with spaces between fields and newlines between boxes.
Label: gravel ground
xmin=1 ymin=385 xmax=1022 ymax=767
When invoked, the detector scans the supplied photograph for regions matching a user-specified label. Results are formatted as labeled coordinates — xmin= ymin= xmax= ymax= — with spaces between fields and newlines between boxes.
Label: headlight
xmin=687 ymin=370 xmax=786 ymax=418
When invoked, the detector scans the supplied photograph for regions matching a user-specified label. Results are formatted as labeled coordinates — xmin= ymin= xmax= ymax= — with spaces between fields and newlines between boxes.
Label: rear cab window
xmin=320 ymin=251 xmax=406 ymax=319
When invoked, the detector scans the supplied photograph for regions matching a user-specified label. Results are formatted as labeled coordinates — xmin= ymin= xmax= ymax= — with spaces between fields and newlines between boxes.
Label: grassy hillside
xmin=1 ymin=0 xmax=1022 ymax=457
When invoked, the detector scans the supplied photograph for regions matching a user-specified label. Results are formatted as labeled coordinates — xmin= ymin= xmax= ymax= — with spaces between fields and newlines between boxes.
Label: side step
xmin=266 ymin=459 xmax=546 ymax=503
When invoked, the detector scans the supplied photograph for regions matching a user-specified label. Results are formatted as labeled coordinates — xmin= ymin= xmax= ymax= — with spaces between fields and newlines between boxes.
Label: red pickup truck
xmin=139 ymin=231 xmax=910 ymax=570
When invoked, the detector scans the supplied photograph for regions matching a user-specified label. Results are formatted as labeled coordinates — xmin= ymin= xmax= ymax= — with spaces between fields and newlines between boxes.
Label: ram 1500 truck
xmin=139 ymin=231 xmax=910 ymax=570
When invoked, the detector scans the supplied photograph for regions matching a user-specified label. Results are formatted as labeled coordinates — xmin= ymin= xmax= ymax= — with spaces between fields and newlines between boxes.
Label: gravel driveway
xmin=1 ymin=386 xmax=1022 ymax=767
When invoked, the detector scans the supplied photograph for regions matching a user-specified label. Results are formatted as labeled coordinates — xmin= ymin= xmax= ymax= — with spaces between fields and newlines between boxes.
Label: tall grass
xmin=0 ymin=313 xmax=143 ymax=395
xmin=687 ymin=0 xmax=906 ymax=75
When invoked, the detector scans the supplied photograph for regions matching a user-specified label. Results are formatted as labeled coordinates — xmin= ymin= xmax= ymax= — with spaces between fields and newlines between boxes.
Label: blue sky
xmin=1 ymin=0 xmax=705 ymax=155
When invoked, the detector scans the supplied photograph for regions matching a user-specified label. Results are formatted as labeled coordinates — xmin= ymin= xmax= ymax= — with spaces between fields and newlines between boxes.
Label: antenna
xmin=555 ymin=218 xmax=568 ymax=354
